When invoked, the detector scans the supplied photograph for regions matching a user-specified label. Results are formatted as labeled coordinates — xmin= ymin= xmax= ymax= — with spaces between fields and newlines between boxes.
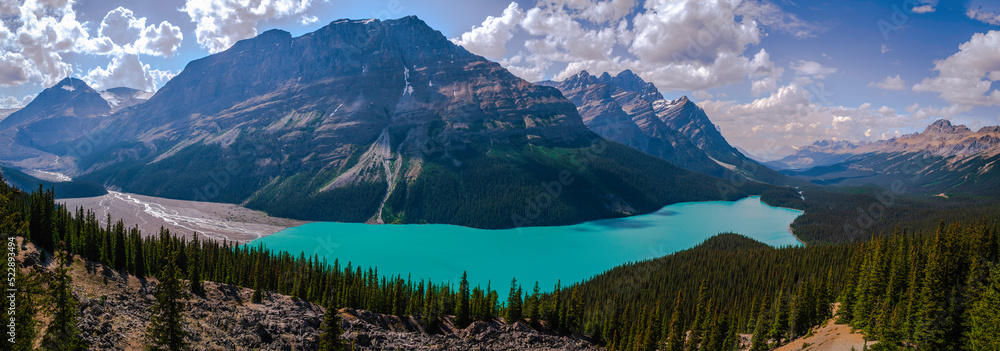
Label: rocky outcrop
xmin=341 ymin=310 xmax=601 ymax=351
xmin=19 ymin=239 xmax=601 ymax=350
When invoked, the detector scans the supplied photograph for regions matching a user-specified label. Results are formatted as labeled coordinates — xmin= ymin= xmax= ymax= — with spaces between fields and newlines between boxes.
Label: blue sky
xmin=2 ymin=0 xmax=1000 ymax=159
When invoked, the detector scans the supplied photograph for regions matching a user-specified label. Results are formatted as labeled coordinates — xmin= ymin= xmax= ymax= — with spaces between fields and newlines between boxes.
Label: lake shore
xmin=59 ymin=191 xmax=307 ymax=242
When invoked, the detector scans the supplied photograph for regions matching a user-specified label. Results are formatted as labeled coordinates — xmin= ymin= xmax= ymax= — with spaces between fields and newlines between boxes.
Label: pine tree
xmin=10 ymin=267 xmax=40 ymax=351
xmin=505 ymin=278 xmax=522 ymax=324
xmin=641 ymin=304 xmax=662 ymax=351
xmin=547 ymin=281 xmax=562 ymax=332
xmin=318 ymin=297 xmax=345 ymax=351
xmin=665 ymin=291 xmax=686 ymax=351
xmin=526 ymin=282 xmax=541 ymax=328
xmin=769 ymin=286 xmax=790 ymax=346
xmin=146 ymin=236 xmax=189 ymax=351
xmin=41 ymin=247 xmax=87 ymax=351
xmin=965 ymin=266 xmax=1000 ymax=350
xmin=686 ymin=279 xmax=709 ymax=351
xmin=188 ymin=233 xmax=203 ymax=296
xmin=456 ymin=271 xmax=471 ymax=328
xmin=750 ymin=292 xmax=771 ymax=351
xmin=567 ymin=287 xmax=583 ymax=332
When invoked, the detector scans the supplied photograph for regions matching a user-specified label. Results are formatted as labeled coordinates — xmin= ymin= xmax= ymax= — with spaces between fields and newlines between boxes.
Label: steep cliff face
xmin=541 ymin=70 xmax=787 ymax=184
xmin=65 ymin=17 xmax=759 ymax=228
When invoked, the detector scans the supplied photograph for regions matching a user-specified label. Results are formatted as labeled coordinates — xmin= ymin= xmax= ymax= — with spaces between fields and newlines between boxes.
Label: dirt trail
xmin=774 ymin=303 xmax=873 ymax=351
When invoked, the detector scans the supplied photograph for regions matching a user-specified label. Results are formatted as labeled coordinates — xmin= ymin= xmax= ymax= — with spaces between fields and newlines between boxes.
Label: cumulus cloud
xmin=97 ymin=7 xmax=183 ymax=57
xmin=182 ymin=0 xmax=314 ymax=54
xmin=912 ymin=0 xmax=937 ymax=13
xmin=791 ymin=60 xmax=836 ymax=79
xmin=967 ymin=7 xmax=1000 ymax=25
xmin=0 ymin=94 xmax=36 ymax=109
xmin=300 ymin=15 xmax=319 ymax=26
xmin=100 ymin=7 xmax=145 ymax=46
xmin=84 ymin=54 xmax=175 ymax=91
xmin=700 ymin=83 xmax=926 ymax=155
xmin=629 ymin=0 xmax=759 ymax=64
xmin=0 ymin=2 xmax=181 ymax=89
xmin=453 ymin=0 xmax=810 ymax=92
xmin=870 ymin=75 xmax=906 ymax=90
xmin=912 ymin=30 xmax=1000 ymax=106
xmin=134 ymin=21 xmax=184 ymax=57
xmin=0 ymin=53 xmax=32 ymax=87
xmin=690 ymin=90 xmax=713 ymax=100
xmin=452 ymin=2 xmax=525 ymax=60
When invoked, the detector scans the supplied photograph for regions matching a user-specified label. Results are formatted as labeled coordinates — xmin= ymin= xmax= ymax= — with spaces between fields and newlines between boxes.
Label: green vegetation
xmin=0 ymin=166 xmax=107 ymax=199
xmin=6 ymin=170 xmax=1000 ymax=350
xmin=78 ymin=132 xmax=786 ymax=229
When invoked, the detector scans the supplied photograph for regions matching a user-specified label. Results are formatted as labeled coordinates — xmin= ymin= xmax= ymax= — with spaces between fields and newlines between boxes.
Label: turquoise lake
xmin=252 ymin=196 xmax=803 ymax=290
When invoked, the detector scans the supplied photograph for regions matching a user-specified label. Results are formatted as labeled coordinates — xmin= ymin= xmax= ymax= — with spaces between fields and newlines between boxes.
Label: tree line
xmin=5 ymin=173 xmax=1000 ymax=350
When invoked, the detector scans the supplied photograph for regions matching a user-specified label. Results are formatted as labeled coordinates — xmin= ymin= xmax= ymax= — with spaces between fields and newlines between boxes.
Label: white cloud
xmin=967 ymin=7 xmax=1000 ymax=25
xmin=912 ymin=30 xmax=1000 ymax=106
xmin=881 ymin=43 xmax=890 ymax=54
xmin=0 ymin=53 xmax=32 ymax=87
xmin=96 ymin=7 xmax=183 ymax=57
xmin=735 ymin=0 xmax=827 ymax=38
xmin=84 ymin=54 xmax=175 ymax=91
xmin=870 ymin=75 xmax=906 ymax=90
xmin=877 ymin=106 xmax=896 ymax=116
xmin=456 ymin=0 xmax=802 ymax=92
xmin=0 ymin=94 xmax=36 ymax=109
xmin=690 ymin=90 xmax=713 ymax=100
xmin=791 ymin=60 xmax=836 ymax=79
xmin=912 ymin=0 xmax=938 ymax=13
xmin=452 ymin=2 xmax=525 ymax=60
xmin=182 ymin=0 xmax=314 ymax=54
xmin=700 ymin=83 xmax=927 ymax=154
xmin=629 ymin=0 xmax=759 ymax=64
xmin=100 ymin=7 xmax=145 ymax=47
xmin=300 ymin=15 xmax=319 ymax=26
xmin=0 ymin=2 xmax=181 ymax=89
xmin=135 ymin=21 xmax=184 ymax=58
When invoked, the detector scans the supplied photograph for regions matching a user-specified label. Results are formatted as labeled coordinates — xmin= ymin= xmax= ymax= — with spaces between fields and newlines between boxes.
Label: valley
xmin=0 ymin=4 xmax=998 ymax=351
xmin=59 ymin=191 xmax=305 ymax=243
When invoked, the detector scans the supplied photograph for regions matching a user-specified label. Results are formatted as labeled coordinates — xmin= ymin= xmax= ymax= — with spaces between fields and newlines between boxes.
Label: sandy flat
xmin=60 ymin=191 xmax=306 ymax=243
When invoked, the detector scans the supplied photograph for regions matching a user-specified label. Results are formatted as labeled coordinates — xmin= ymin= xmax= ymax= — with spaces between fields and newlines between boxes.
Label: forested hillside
xmin=3 ymin=174 xmax=999 ymax=350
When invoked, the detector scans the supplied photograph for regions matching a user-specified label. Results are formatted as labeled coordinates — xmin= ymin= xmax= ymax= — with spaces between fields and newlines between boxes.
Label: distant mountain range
xmin=0 ymin=16 xmax=775 ymax=227
xmin=776 ymin=119 xmax=1000 ymax=194
xmin=0 ymin=77 xmax=150 ymax=181
xmin=538 ymin=70 xmax=787 ymax=184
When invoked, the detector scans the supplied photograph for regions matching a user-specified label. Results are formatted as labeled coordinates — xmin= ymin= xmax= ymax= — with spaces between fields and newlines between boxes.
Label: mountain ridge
xmin=538 ymin=70 xmax=789 ymax=184
xmin=44 ymin=16 xmax=776 ymax=228
xmin=776 ymin=119 xmax=1000 ymax=194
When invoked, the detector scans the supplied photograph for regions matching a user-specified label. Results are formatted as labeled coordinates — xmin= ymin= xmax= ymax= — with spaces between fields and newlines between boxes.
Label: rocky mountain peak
xmin=978 ymin=126 xmax=1000 ymax=133
xmin=0 ymin=77 xmax=108 ymax=130
xmin=923 ymin=119 xmax=971 ymax=135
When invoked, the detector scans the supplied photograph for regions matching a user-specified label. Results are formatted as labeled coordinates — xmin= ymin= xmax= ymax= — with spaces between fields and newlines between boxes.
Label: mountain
xmin=64 ymin=16 xmax=772 ymax=228
xmin=0 ymin=78 xmax=155 ymax=178
xmin=778 ymin=119 xmax=1000 ymax=193
xmin=0 ymin=78 xmax=115 ymax=178
xmin=539 ymin=70 xmax=787 ymax=184
xmin=100 ymin=87 xmax=153 ymax=113
xmin=765 ymin=139 xmax=865 ymax=170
